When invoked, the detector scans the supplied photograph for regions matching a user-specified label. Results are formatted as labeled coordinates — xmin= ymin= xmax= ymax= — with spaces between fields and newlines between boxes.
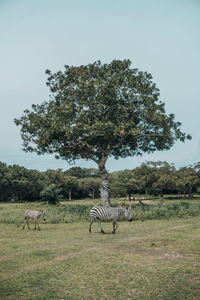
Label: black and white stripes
xmin=89 ymin=206 xmax=132 ymax=234
xmin=23 ymin=210 xmax=46 ymax=230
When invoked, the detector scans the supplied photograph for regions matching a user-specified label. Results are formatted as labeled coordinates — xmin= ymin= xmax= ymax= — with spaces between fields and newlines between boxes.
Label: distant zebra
xmin=23 ymin=210 xmax=46 ymax=230
xmin=89 ymin=206 xmax=132 ymax=234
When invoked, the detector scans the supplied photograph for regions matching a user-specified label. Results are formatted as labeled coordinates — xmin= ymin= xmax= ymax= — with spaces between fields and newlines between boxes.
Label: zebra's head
xmin=125 ymin=207 xmax=132 ymax=222
xmin=42 ymin=210 xmax=46 ymax=221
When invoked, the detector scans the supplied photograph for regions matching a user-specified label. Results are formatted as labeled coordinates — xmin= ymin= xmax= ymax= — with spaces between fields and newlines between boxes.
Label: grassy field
xmin=1 ymin=199 xmax=200 ymax=225
xmin=0 ymin=201 xmax=200 ymax=299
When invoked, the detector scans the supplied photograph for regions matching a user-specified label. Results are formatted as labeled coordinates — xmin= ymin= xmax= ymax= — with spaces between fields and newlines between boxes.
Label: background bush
xmin=1 ymin=201 xmax=200 ymax=225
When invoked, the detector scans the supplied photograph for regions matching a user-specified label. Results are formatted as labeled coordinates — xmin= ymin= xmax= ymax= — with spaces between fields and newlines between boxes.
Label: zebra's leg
xmin=27 ymin=219 xmax=30 ymax=230
xmin=112 ymin=221 xmax=118 ymax=234
xmin=23 ymin=218 xmax=27 ymax=230
xmin=115 ymin=221 xmax=118 ymax=233
xmin=97 ymin=219 xmax=105 ymax=234
xmin=89 ymin=218 xmax=94 ymax=232
xmin=112 ymin=221 xmax=115 ymax=234
xmin=37 ymin=220 xmax=40 ymax=230
xmin=23 ymin=217 xmax=30 ymax=230
xmin=34 ymin=219 xmax=37 ymax=230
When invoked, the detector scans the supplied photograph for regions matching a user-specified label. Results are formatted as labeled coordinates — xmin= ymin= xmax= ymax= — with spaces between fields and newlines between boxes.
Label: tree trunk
xmin=98 ymin=158 xmax=111 ymax=207
xmin=188 ymin=190 xmax=193 ymax=198
xmin=68 ymin=189 xmax=72 ymax=201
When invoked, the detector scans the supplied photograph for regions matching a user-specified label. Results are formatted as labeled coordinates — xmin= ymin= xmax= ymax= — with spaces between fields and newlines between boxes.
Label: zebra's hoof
xmin=112 ymin=231 xmax=116 ymax=234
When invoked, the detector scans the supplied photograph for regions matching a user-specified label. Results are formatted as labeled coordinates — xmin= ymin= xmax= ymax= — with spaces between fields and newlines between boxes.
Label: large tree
xmin=175 ymin=167 xmax=199 ymax=197
xmin=14 ymin=59 xmax=191 ymax=206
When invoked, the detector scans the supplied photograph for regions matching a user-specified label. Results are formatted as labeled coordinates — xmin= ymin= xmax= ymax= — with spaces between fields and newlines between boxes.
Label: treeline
xmin=0 ymin=161 xmax=200 ymax=203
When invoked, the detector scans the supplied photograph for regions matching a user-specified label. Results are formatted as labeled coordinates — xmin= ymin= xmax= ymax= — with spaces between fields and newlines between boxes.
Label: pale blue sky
xmin=0 ymin=0 xmax=200 ymax=171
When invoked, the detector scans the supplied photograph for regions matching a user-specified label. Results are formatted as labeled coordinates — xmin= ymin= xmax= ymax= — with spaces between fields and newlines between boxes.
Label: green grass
xmin=1 ymin=200 xmax=200 ymax=225
xmin=0 ymin=203 xmax=200 ymax=299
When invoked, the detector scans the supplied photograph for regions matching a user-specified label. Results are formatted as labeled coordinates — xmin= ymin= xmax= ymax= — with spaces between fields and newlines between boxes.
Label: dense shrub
xmin=1 ymin=202 xmax=200 ymax=225
xmin=40 ymin=184 xmax=63 ymax=205
xmin=131 ymin=202 xmax=200 ymax=220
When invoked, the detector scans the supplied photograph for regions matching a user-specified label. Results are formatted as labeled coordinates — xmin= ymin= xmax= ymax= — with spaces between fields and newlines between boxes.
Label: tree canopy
xmin=1 ymin=161 xmax=200 ymax=203
xmin=14 ymin=59 xmax=191 ymax=206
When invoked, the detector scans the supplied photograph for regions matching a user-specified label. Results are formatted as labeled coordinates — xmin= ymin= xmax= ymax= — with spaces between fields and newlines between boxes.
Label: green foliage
xmin=14 ymin=59 xmax=191 ymax=205
xmin=1 ymin=160 xmax=200 ymax=202
xmin=0 ymin=163 xmax=44 ymax=202
xmin=1 ymin=201 xmax=200 ymax=225
xmin=175 ymin=167 xmax=199 ymax=196
xmin=46 ymin=204 xmax=93 ymax=223
xmin=65 ymin=167 xmax=99 ymax=178
xmin=130 ymin=202 xmax=200 ymax=221
xmin=80 ymin=177 xmax=101 ymax=198
xmin=40 ymin=184 xmax=63 ymax=205
xmin=15 ymin=60 xmax=191 ymax=165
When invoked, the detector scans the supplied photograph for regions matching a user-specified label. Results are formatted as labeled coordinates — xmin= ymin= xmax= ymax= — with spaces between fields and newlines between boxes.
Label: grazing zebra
xmin=23 ymin=210 xmax=46 ymax=230
xmin=89 ymin=206 xmax=132 ymax=234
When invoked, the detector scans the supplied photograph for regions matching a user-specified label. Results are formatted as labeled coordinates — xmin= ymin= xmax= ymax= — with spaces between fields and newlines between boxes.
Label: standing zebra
xmin=89 ymin=206 xmax=132 ymax=234
xmin=23 ymin=210 xmax=46 ymax=230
